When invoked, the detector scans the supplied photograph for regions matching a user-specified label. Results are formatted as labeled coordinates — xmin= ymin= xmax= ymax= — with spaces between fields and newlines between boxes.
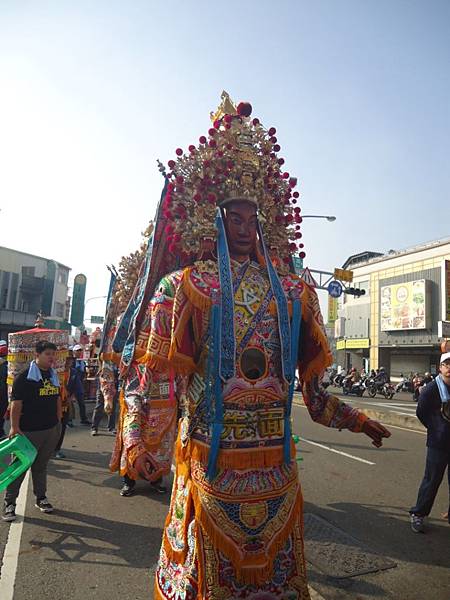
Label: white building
xmin=335 ymin=238 xmax=450 ymax=377
xmin=0 ymin=246 xmax=71 ymax=338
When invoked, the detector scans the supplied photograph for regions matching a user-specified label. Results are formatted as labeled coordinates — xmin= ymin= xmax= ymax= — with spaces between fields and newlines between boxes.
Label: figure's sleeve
xmin=121 ymin=271 xmax=187 ymax=466
xmin=167 ymin=270 xmax=196 ymax=375
xmin=99 ymin=360 xmax=118 ymax=403
xmin=122 ymin=360 xmax=153 ymax=466
xmin=298 ymin=284 xmax=368 ymax=433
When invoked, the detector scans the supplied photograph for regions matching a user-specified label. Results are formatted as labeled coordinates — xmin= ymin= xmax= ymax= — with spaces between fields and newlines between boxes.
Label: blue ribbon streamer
xmin=257 ymin=222 xmax=293 ymax=383
xmin=284 ymin=298 xmax=301 ymax=463
xmin=216 ymin=210 xmax=236 ymax=381
xmin=206 ymin=298 xmax=224 ymax=480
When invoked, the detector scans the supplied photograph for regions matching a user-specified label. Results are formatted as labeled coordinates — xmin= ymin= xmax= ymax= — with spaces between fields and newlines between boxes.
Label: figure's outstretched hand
xmin=134 ymin=453 xmax=155 ymax=480
xmin=103 ymin=397 xmax=113 ymax=415
xmin=362 ymin=419 xmax=391 ymax=448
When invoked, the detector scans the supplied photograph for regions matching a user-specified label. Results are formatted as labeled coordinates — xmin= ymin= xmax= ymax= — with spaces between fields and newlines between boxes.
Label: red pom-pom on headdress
xmin=237 ymin=102 xmax=252 ymax=117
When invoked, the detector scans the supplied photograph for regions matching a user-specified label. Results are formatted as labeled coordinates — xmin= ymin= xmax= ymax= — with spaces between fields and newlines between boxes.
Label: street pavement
xmin=325 ymin=386 xmax=418 ymax=418
xmin=0 ymin=400 xmax=449 ymax=600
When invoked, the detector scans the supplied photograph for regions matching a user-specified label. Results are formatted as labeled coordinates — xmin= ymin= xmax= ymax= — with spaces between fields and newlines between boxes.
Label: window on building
xmin=22 ymin=266 xmax=36 ymax=277
xmin=1 ymin=287 xmax=8 ymax=309
xmin=55 ymin=302 xmax=65 ymax=318
xmin=0 ymin=271 xmax=9 ymax=309
xmin=9 ymin=273 xmax=19 ymax=310
xmin=355 ymin=280 xmax=369 ymax=293
xmin=58 ymin=271 xmax=68 ymax=285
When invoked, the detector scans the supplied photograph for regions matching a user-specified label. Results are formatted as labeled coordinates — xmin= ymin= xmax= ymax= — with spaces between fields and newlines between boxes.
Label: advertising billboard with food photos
xmin=380 ymin=280 xmax=427 ymax=331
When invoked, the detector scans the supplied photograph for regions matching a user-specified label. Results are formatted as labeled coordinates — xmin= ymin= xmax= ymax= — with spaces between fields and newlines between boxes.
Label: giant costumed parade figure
xmin=116 ymin=93 xmax=391 ymax=599
xmin=100 ymin=244 xmax=179 ymax=495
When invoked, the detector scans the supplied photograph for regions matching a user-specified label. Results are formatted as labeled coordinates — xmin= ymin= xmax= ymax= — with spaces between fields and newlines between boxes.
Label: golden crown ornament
xmin=163 ymin=92 xmax=305 ymax=265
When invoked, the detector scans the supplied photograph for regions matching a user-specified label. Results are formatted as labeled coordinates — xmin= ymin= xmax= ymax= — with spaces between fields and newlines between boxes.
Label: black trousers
xmin=410 ymin=446 xmax=450 ymax=522
xmin=0 ymin=394 xmax=8 ymax=434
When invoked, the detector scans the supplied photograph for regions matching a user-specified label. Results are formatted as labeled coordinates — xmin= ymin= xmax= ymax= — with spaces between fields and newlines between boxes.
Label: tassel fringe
xmin=182 ymin=267 xmax=212 ymax=311
xmin=192 ymin=480 xmax=303 ymax=586
xmin=176 ymin=438 xmax=295 ymax=470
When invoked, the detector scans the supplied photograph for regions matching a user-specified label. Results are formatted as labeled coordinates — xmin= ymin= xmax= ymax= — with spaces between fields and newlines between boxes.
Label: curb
xmin=309 ymin=585 xmax=326 ymax=600
xmin=293 ymin=396 xmax=425 ymax=433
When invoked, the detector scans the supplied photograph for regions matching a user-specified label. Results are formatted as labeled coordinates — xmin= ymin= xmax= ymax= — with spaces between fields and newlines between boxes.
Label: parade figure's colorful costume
xmin=117 ymin=94 xmax=377 ymax=599
xmin=103 ymin=249 xmax=180 ymax=486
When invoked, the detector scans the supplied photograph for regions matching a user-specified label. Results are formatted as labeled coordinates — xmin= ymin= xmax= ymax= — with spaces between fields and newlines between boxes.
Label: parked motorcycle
xmin=366 ymin=379 xmax=395 ymax=399
xmin=333 ymin=372 xmax=347 ymax=387
xmin=395 ymin=377 xmax=413 ymax=393
xmin=342 ymin=380 xmax=365 ymax=397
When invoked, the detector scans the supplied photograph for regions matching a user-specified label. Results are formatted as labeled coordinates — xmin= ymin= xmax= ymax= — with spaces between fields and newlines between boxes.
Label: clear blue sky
xmin=1 ymin=1 xmax=449 ymax=319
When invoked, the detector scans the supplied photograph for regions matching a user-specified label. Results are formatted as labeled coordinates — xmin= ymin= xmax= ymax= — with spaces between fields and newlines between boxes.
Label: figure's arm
xmin=302 ymin=376 xmax=368 ymax=432
xmin=121 ymin=359 xmax=154 ymax=476
xmin=99 ymin=360 xmax=118 ymax=413
xmin=298 ymin=284 xmax=390 ymax=446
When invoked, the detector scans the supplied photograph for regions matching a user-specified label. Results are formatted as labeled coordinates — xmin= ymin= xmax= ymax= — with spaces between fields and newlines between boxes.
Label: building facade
xmin=0 ymin=246 xmax=71 ymax=339
xmin=335 ymin=238 xmax=450 ymax=378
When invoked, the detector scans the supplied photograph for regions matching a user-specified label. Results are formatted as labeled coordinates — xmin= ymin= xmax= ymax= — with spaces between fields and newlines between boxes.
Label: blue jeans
xmin=410 ymin=446 xmax=450 ymax=521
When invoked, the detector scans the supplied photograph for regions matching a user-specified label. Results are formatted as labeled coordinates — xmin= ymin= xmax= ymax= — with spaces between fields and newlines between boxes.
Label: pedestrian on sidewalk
xmin=410 ymin=352 xmax=450 ymax=533
xmin=412 ymin=373 xmax=423 ymax=402
xmin=69 ymin=344 xmax=90 ymax=425
xmin=2 ymin=340 xmax=62 ymax=522
xmin=0 ymin=340 xmax=8 ymax=439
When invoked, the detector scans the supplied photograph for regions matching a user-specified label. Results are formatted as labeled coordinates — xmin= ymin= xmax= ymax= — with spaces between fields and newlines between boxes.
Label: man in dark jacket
xmin=410 ymin=352 xmax=450 ymax=532
xmin=68 ymin=344 xmax=90 ymax=425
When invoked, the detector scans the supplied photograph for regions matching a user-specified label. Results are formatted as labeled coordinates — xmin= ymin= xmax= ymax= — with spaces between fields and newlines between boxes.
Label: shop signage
xmin=70 ymin=274 xmax=87 ymax=327
xmin=336 ymin=338 xmax=370 ymax=350
xmin=381 ymin=279 xmax=427 ymax=331
xmin=328 ymin=296 xmax=338 ymax=323
xmin=345 ymin=338 xmax=370 ymax=349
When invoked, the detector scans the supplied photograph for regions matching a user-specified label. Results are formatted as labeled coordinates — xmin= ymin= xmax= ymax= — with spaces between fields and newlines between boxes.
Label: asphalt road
xmin=0 ymin=404 xmax=448 ymax=600
xmin=325 ymin=386 xmax=418 ymax=419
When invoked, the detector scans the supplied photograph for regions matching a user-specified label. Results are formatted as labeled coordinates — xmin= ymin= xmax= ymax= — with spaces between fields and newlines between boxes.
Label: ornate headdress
xmin=163 ymin=92 xmax=305 ymax=265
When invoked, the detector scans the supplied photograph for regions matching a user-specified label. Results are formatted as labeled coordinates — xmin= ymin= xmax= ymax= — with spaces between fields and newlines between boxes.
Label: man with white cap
xmin=410 ymin=351 xmax=450 ymax=532
xmin=0 ymin=340 xmax=8 ymax=438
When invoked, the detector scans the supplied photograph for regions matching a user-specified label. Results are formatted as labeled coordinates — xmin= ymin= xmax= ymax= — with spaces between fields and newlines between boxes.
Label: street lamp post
xmin=301 ymin=215 xmax=336 ymax=222
xmin=83 ymin=296 xmax=107 ymax=327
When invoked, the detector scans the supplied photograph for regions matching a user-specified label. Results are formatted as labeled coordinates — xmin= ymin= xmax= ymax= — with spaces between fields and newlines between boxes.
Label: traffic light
xmin=344 ymin=287 xmax=366 ymax=297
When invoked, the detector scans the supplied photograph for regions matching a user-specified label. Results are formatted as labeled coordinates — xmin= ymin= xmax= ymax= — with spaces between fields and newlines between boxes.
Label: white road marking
xmin=297 ymin=436 xmax=376 ymax=465
xmin=379 ymin=422 xmax=426 ymax=435
xmin=0 ymin=471 xmax=30 ymax=600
